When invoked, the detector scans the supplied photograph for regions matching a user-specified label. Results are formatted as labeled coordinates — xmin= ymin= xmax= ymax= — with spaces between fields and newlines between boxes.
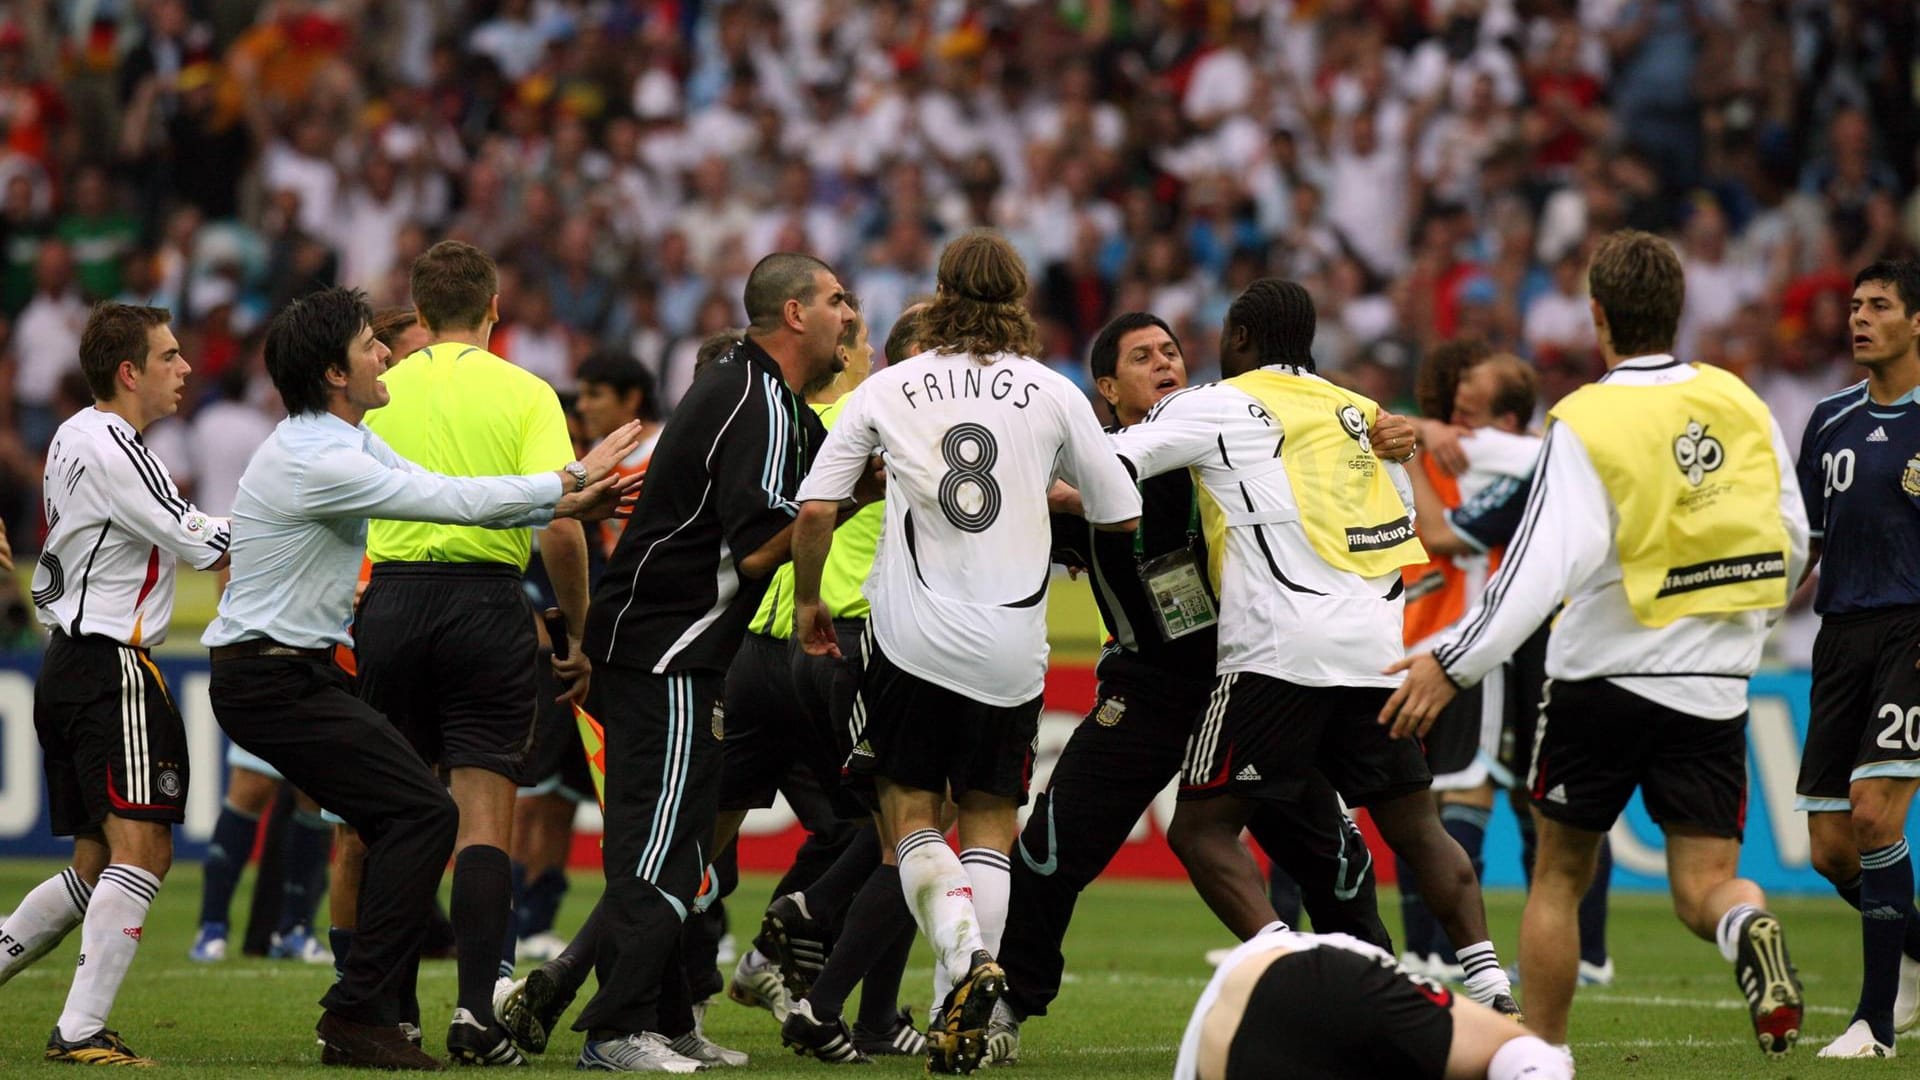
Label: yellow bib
xmin=1224 ymin=369 xmax=1427 ymax=577
xmin=1549 ymin=364 xmax=1789 ymax=628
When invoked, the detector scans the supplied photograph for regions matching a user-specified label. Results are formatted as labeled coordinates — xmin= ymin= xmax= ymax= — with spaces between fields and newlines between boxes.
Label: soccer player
xmin=792 ymin=231 xmax=1142 ymax=1073
xmin=1175 ymin=926 xmax=1570 ymax=1080
xmin=354 ymin=240 xmax=596 ymax=1065
xmin=189 ymin=757 xmax=333 ymax=964
xmin=1795 ymin=258 xmax=1920 ymax=1059
xmin=1408 ymin=355 xmax=1618 ymax=988
xmin=1109 ymin=279 xmax=1519 ymax=1018
xmin=0 ymin=303 xmax=230 ymax=1066
xmin=204 ymin=286 xmax=640 ymax=1070
xmin=989 ymin=311 xmax=1398 ymax=1065
xmin=571 ymin=252 xmax=867 ymax=1074
xmin=1385 ymin=230 xmax=1809 ymax=1059
xmin=758 ymin=303 xmax=938 ymax=1065
xmin=1395 ymin=346 xmax=1547 ymax=979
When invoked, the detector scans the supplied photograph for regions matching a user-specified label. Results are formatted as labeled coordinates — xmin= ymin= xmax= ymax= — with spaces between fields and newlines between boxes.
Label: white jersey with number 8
xmin=796 ymin=350 xmax=1140 ymax=705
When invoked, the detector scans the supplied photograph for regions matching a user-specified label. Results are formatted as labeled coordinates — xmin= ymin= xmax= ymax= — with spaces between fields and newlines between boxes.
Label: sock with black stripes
xmin=1395 ymin=854 xmax=1437 ymax=960
xmin=1855 ymin=839 xmax=1917 ymax=1044
xmin=199 ymin=802 xmax=259 ymax=927
xmin=276 ymin=810 xmax=332 ymax=936
xmin=1456 ymin=940 xmax=1513 ymax=1004
xmin=1578 ymin=836 xmax=1613 ymax=967
xmin=805 ymin=865 xmax=915 ymax=1022
xmin=1436 ymin=804 xmax=1491 ymax=966
xmin=450 ymin=845 xmax=514 ymax=1027
xmin=329 ymin=927 xmax=353 ymax=981
xmin=959 ymin=848 xmax=1011 ymax=955
xmin=0 ymin=867 xmax=91 ymax=985
xmin=57 ymin=865 xmax=159 ymax=1042
xmin=1832 ymin=873 xmax=1920 ymax=961
xmin=896 ymin=829 xmax=984 ymax=984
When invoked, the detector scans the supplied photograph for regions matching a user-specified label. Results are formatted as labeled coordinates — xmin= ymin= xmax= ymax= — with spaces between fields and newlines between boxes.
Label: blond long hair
xmin=919 ymin=230 xmax=1041 ymax=361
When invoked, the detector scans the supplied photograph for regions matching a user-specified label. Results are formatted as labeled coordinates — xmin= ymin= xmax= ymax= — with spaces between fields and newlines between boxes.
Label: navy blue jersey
xmin=1447 ymin=473 xmax=1532 ymax=553
xmin=1797 ymin=381 xmax=1920 ymax=615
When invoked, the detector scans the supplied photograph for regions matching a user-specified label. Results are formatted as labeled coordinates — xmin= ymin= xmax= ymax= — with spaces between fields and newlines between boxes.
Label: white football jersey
xmin=33 ymin=408 xmax=230 ymax=646
xmin=1111 ymin=369 xmax=1417 ymax=688
xmin=797 ymin=350 xmax=1139 ymax=705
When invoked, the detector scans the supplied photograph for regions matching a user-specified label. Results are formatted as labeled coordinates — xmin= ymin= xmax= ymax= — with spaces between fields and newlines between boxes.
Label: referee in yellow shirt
xmin=355 ymin=241 xmax=592 ymax=1067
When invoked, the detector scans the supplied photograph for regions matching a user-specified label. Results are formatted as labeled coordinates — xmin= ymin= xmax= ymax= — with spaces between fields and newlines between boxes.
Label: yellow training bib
xmin=1224 ymin=369 xmax=1427 ymax=577
xmin=1550 ymin=364 xmax=1789 ymax=628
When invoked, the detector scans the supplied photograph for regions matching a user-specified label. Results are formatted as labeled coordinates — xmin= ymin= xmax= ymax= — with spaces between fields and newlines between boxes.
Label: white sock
xmin=1715 ymin=902 xmax=1760 ymax=963
xmin=1488 ymin=1035 xmax=1573 ymax=1080
xmin=1457 ymin=940 xmax=1513 ymax=1003
xmin=56 ymin=865 xmax=158 ymax=1042
xmin=896 ymin=829 xmax=983 ymax=985
xmin=958 ymin=848 xmax=1011 ymax=955
xmin=0 ymin=867 xmax=92 ymax=985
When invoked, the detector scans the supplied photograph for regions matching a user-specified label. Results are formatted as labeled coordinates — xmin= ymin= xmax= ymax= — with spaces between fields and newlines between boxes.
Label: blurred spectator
xmin=12 ymin=241 xmax=86 ymax=450
xmin=189 ymin=361 xmax=277 ymax=518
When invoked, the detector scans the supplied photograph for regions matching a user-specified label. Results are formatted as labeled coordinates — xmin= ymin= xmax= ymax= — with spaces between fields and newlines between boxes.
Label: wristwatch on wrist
xmin=564 ymin=462 xmax=589 ymax=491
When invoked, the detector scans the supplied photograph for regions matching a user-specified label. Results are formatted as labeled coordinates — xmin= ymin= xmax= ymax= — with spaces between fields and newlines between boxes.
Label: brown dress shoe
xmin=317 ymin=1011 xmax=447 ymax=1070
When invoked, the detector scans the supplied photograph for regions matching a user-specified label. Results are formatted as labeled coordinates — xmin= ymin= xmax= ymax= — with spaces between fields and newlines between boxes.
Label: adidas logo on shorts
xmin=1545 ymin=784 xmax=1568 ymax=804
xmin=1868 ymin=426 xmax=1889 ymax=443
xmin=1235 ymin=764 xmax=1262 ymax=782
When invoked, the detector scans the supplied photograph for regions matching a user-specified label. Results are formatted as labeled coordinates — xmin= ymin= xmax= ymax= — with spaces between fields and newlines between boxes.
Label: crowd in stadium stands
xmin=0 ymin=0 xmax=1914 ymax=647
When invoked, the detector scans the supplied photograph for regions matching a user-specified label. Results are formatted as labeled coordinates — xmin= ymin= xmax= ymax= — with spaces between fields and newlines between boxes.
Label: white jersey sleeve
xmin=1109 ymin=385 xmax=1237 ymax=479
xmin=94 ymin=422 xmax=231 ymax=570
xmin=1050 ymin=386 xmax=1139 ymax=526
xmin=795 ymin=380 xmax=880 ymax=504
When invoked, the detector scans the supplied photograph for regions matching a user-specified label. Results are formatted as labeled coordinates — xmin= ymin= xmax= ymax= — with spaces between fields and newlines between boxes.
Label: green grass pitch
xmin=0 ymin=860 xmax=1885 ymax=1076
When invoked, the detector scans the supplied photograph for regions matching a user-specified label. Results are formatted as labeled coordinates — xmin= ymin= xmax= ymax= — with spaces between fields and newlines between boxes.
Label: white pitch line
xmin=1583 ymin=992 xmax=1850 ymax=1018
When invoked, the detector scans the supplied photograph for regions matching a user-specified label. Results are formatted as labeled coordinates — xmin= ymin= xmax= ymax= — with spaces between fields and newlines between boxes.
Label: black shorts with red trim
xmin=847 ymin=628 xmax=1039 ymax=803
xmin=1223 ymin=943 xmax=1452 ymax=1080
xmin=34 ymin=631 xmax=189 ymax=836
xmin=1528 ymin=677 xmax=1747 ymax=839
xmin=1178 ymin=672 xmax=1430 ymax=808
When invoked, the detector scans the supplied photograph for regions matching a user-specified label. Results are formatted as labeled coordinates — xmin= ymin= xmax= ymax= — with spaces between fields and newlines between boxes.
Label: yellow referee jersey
xmin=365 ymin=341 xmax=575 ymax=569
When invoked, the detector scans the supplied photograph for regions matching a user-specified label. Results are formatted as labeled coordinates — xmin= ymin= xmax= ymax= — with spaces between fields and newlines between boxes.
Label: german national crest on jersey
xmin=1336 ymin=404 xmax=1371 ymax=454
xmin=1672 ymin=419 xmax=1725 ymax=486
xmin=1903 ymin=453 xmax=1920 ymax=498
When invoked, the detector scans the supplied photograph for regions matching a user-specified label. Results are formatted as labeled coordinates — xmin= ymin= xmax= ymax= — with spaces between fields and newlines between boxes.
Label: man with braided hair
xmin=1110 ymin=279 xmax=1522 ymax=1022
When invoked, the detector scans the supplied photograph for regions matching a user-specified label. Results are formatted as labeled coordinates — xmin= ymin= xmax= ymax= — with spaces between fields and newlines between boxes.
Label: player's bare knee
xmin=103 ymin=817 xmax=173 ymax=879
xmin=1809 ymin=843 xmax=1860 ymax=885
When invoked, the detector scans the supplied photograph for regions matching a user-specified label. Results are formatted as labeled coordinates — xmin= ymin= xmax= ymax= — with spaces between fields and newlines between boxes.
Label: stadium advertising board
xmin=0 ymin=658 xmax=1876 ymax=894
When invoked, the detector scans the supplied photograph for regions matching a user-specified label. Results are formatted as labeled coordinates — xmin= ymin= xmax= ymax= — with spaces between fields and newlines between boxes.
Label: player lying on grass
xmin=1175 ymin=926 xmax=1570 ymax=1080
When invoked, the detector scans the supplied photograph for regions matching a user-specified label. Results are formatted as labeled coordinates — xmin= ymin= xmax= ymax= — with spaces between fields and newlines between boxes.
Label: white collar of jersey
xmin=1615 ymin=352 xmax=1677 ymax=369
xmin=85 ymin=406 xmax=137 ymax=436
xmin=1257 ymin=363 xmax=1320 ymax=380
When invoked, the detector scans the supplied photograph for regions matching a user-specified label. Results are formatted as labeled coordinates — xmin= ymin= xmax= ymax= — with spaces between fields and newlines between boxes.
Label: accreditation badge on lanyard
xmin=1134 ymin=487 xmax=1217 ymax=641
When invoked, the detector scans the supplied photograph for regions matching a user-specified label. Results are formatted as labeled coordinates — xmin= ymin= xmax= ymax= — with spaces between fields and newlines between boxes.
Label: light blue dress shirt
xmin=203 ymin=411 xmax=563 ymax=650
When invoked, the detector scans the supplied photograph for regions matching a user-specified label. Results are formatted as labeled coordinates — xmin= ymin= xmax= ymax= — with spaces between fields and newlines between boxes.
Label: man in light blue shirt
xmin=203 ymin=287 xmax=640 ymax=1071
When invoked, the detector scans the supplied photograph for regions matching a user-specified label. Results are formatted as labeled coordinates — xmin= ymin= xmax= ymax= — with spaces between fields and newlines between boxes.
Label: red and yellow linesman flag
xmin=572 ymin=703 xmax=715 ymax=906
xmin=574 ymin=704 xmax=607 ymax=809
